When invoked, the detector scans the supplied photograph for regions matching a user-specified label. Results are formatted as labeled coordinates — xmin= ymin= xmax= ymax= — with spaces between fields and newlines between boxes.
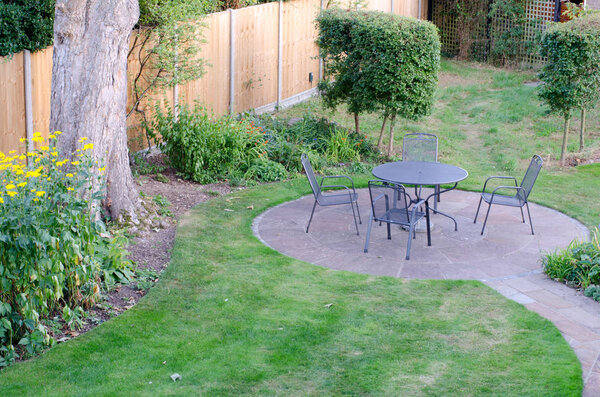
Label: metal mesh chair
xmin=301 ymin=153 xmax=361 ymax=235
xmin=474 ymin=154 xmax=543 ymax=235
xmin=364 ymin=180 xmax=428 ymax=260
xmin=402 ymin=133 xmax=441 ymax=208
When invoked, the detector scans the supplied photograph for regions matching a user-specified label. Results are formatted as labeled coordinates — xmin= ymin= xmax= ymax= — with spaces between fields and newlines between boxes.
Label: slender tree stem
xmin=378 ymin=115 xmax=388 ymax=148
xmin=561 ymin=115 xmax=570 ymax=166
xmin=388 ymin=114 xmax=396 ymax=158
xmin=580 ymin=108 xmax=586 ymax=151
xmin=354 ymin=113 xmax=360 ymax=134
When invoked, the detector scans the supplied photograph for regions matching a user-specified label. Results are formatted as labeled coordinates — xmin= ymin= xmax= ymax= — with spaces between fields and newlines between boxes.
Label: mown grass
xmin=281 ymin=60 xmax=600 ymax=228
xmin=0 ymin=179 xmax=582 ymax=395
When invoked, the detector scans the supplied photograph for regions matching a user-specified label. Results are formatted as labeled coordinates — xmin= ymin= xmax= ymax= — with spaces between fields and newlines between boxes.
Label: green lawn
xmin=0 ymin=179 xmax=582 ymax=395
xmin=280 ymin=60 xmax=600 ymax=228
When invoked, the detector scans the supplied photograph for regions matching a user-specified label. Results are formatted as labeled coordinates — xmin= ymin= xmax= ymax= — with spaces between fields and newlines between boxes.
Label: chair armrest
xmin=321 ymin=184 xmax=351 ymax=191
xmin=489 ymin=185 xmax=524 ymax=201
xmin=482 ymin=176 xmax=518 ymax=193
xmin=409 ymin=199 xmax=426 ymax=220
xmin=320 ymin=175 xmax=355 ymax=191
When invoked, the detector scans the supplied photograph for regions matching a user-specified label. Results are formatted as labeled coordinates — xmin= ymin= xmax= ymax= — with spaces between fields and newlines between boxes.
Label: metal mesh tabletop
xmin=372 ymin=161 xmax=468 ymax=186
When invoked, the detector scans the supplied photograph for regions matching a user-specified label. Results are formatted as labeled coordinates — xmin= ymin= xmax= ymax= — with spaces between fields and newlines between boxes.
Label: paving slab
xmin=253 ymin=189 xmax=596 ymax=395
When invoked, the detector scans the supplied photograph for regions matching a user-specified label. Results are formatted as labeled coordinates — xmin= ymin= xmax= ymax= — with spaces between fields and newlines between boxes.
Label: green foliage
xmin=324 ymin=128 xmax=360 ymax=164
xmin=538 ymin=14 xmax=600 ymax=118
xmin=0 ymin=134 xmax=132 ymax=366
xmin=0 ymin=0 xmax=54 ymax=57
xmin=316 ymin=9 xmax=441 ymax=121
xmin=131 ymin=152 xmax=166 ymax=177
xmin=488 ymin=0 xmax=540 ymax=67
xmin=543 ymin=228 xmax=600 ymax=289
xmin=244 ymin=159 xmax=288 ymax=182
xmin=133 ymin=268 xmax=160 ymax=292
xmin=152 ymin=104 xmax=267 ymax=184
xmin=584 ymin=285 xmax=600 ymax=303
xmin=153 ymin=194 xmax=173 ymax=217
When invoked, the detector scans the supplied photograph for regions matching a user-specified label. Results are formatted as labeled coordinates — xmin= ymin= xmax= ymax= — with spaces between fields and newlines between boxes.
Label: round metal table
xmin=372 ymin=161 xmax=468 ymax=246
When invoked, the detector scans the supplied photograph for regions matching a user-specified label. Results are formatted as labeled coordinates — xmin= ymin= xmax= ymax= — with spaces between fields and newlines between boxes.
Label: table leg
xmin=425 ymin=200 xmax=431 ymax=246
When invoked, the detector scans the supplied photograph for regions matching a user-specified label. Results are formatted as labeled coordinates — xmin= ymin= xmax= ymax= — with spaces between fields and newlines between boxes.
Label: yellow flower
xmin=20 ymin=138 xmax=27 ymax=143
xmin=54 ymin=131 xmax=62 ymax=135
xmin=66 ymin=173 xmax=74 ymax=178
xmin=79 ymin=137 xmax=88 ymax=143
xmin=71 ymin=161 xmax=80 ymax=166
xmin=67 ymin=187 xmax=74 ymax=191
xmin=40 ymin=146 xmax=49 ymax=151
xmin=17 ymin=182 xmax=26 ymax=188
xmin=18 ymin=155 xmax=26 ymax=161
xmin=49 ymin=134 xmax=56 ymax=139
xmin=33 ymin=132 xmax=42 ymax=137
xmin=32 ymin=137 xmax=44 ymax=143
xmin=8 ymin=150 xmax=16 ymax=155
xmin=47 ymin=177 xmax=51 ymax=181
xmin=5 ymin=184 xmax=15 ymax=190
xmin=83 ymin=143 xmax=94 ymax=151
xmin=99 ymin=167 xmax=106 ymax=173
xmin=51 ymin=151 xmax=58 ymax=157
xmin=6 ymin=191 xmax=17 ymax=197
xmin=36 ymin=191 xmax=46 ymax=197
xmin=0 ymin=197 xmax=3 ymax=204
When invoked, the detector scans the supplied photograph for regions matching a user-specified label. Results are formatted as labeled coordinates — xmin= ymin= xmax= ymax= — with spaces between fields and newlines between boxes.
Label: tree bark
xmin=50 ymin=0 xmax=140 ymax=221
xmin=377 ymin=115 xmax=388 ymax=149
xmin=580 ymin=108 xmax=586 ymax=151
xmin=560 ymin=115 xmax=570 ymax=166
xmin=354 ymin=113 xmax=360 ymax=135
xmin=387 ymin=114 xmax=397 ymax=158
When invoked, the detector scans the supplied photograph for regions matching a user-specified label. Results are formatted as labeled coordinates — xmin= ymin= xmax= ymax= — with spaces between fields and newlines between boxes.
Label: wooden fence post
xmin=229 ymin=8 xmax=235 ymax=115
xmin=23 ymin=49 xmax=34 ymax=156
xmin=319 ymin=0 xmax=324 ymax=82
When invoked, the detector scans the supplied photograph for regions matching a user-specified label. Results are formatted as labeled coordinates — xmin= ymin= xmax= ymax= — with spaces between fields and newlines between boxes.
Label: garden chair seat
xmin=481 ymin=192 xmax=524 ymax=207
xmin=318 ymin=191 xmax=359 ymax=206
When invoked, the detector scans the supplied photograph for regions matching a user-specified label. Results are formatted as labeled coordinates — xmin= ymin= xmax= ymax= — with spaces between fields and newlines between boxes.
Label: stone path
xmin=253 ymin=189 xmax=599 ymax=396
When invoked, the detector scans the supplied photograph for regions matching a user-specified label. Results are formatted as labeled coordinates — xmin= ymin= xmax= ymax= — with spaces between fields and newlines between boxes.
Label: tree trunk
xmin=354 ymin=113 xmax=360 ymax=134
xmin=50 ymin=0 xmax=140 ymax=221
xmin=377 ymin=115 xmax=388 ymax=149
xmin=560 ymin=115 xmax=570 ymax=166
xmin=387 ymin=115 xmax=396 ymax=158
xmin=580 ymin=108 xmax=586 ymax=151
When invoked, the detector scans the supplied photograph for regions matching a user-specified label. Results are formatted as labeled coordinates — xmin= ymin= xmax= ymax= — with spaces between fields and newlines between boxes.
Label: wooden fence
xmin=0 ymin=0 xmax=426 ymax=154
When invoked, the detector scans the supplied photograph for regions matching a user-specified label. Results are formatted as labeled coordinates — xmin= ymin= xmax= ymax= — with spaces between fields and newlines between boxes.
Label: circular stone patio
xmin=253 ymin=189 xmax=588 ymax=281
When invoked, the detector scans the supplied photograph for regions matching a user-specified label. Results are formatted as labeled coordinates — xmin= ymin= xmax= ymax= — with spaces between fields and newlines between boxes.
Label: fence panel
xmin=282 ymin=0 xmax=321 ymax=100
xmin=368 ymin=0 xmax=392 ymax=13
xmin=31 ymin=47 xmax=53 ymax=144
xmin=180 ymin=11 xmax=231 ymax=117
xmin=0 ymin=53 xmax=26 ymax=154
xmin=233 ymin=3 xmax=279 ymax=113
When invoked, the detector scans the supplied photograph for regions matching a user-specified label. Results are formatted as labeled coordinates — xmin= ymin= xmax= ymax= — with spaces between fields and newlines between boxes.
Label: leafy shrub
xmin=542 ymin=228 xmax=600 ymax=289
xmin=152 ymin=104 xmax=267 ymax=184
xmin=325 ymin=128 xmax=360 ymax=164
xmin=244 ymin=159 xmax=288 ymax=182
xmin=0 ymin=0 xmax=54 ymax=56
xmin=538 ymin=13 xmax=600 ymax=162
xmin=584 ymin=285 xmax=600 ymax=303
xmin=0 ymin=133 xmax=132 ymax=366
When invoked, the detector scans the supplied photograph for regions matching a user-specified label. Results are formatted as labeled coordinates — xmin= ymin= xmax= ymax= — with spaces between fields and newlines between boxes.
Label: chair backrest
xmin=402 ymin=133 xmax=438 ymax=163
xmin=301 ymin=153 xmax=321 ymax=200
xmin=518 ymin=154 xmax=543 ymax=202
xmin=368 ymin=180 xmax=410 ymax=223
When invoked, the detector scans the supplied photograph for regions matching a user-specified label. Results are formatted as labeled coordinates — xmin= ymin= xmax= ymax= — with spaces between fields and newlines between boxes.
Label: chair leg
xmin=355 ymin=200 xmax=362 ymax=224
xmin=387 ymin=222 xmax=391 ymax=240
xmin=406 ymin=224 xmax=414 ymax=260
xmin=437 ymin=185 xmax=441 ymax=203
xmin=520 ymin=206 xmax=525 ymax=223
xmin=350 ymin=201 xmax=360 ymax=236
xmin=364 ymin=213 xmax=374 ymax=253
xmin=481 ymin=202 xmax=492 ymax=235
xmin=306 ymin=200 xmax=317 ymax=233
xmin=474 ymin=196 xmax=483 ymax=224
xmin=425 ymin=201 xmax=432 ymax=246
xmin=526 ymin=202 xmax=534 ymax=235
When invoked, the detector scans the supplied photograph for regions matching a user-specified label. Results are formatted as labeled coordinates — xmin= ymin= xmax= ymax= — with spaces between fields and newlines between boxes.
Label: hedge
xmin=0 ymin=0 xmax=55 ymax=57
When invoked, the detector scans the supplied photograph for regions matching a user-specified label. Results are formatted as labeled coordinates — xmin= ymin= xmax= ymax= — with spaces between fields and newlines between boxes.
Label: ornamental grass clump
xmin=0 ymin=133 xmax=131 ymax=367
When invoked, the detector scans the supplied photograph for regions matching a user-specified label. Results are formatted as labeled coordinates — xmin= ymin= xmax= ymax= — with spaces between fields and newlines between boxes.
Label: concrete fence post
xmin=23 ymin=49 xmax=34 ymax=157
xmin=391 ymin=0 xmax=395 ymax=14
xmin=319 ymin=0 xmax=324 ymax=82
xmin=277 ymin=0 xmax=283 ymax=109
xmin=229 ymin=8 xmax=235 ymax=115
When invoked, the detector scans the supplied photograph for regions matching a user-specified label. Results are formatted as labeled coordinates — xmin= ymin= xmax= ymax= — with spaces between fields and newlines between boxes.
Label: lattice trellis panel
xmin=432 ymin=0 xmax=555 ymax=65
